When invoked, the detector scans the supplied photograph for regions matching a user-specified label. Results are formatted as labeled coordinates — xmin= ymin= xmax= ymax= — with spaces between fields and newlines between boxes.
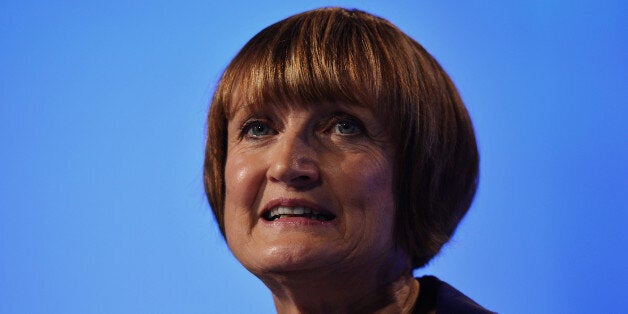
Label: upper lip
xmin=260 ymin=198 xmax=335 ymax=218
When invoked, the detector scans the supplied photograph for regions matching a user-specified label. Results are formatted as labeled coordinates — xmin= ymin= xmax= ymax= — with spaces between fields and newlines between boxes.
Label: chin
xmin=239 ymin=242 xmax=343 ymax=275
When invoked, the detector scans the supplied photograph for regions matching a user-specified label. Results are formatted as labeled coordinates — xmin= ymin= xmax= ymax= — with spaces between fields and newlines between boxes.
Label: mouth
xmin=262 ymin=206 xmax=336 ymax=222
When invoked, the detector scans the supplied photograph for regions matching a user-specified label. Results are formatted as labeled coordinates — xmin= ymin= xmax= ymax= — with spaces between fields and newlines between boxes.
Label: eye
xmin=332 ymin=119 xmax=361 ymax=135
xmin=241 ymin=120 xmax=274 ymax=138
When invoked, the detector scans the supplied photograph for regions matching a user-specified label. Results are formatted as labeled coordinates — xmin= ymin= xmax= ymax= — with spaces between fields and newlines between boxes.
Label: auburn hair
xmin=204 ymin=7 xmax=479 ymax=269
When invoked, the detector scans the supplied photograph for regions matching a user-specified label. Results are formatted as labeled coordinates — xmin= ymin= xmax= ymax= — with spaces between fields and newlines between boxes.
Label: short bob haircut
xmin=204 ymin=7 xmax=479 ymax=269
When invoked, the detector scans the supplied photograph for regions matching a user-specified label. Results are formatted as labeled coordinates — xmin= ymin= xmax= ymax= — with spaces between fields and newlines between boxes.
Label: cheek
xmin=225 ymin=154 xmax=261 ymax=203
xmin=331 ymin=151 xmax=396 ymax=235
xmin=334 ymin=153 xmax=397 ymax=253
xmin=341 ymin=154 xmax=395 ymax=208
xmin=224 ymin=154 xmax=266 ymax=231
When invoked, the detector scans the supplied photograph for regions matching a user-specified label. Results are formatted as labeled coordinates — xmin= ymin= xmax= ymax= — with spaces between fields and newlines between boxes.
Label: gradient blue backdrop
xmin=1 ymin=1 xmax=626 ymax=313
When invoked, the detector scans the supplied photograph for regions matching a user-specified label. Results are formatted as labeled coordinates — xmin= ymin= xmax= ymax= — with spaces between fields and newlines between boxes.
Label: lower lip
xmin=260 ymin=216 xmax=336 ymax=227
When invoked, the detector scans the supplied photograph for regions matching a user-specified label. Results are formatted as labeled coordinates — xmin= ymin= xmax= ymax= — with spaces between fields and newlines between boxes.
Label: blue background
xmin=1 ymin=1 xmax=626 ymax=313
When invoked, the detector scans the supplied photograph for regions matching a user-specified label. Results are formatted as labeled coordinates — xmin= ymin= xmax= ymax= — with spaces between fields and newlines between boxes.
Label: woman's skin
xmin=223 ymin=102 xmax=419 ymax=313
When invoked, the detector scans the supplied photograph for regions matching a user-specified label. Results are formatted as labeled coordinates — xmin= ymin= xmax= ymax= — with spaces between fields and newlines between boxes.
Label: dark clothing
xmin=413 ymin=276 xmax=496 ymax=314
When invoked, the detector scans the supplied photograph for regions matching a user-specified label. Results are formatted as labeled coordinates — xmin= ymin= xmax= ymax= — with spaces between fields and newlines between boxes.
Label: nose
xmin=267 ymin=134 xmax=320 ymax=190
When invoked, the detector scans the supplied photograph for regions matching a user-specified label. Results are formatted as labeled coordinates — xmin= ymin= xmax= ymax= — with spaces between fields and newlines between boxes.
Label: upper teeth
xmin=268 ymin=206 xmax=318 ymax=217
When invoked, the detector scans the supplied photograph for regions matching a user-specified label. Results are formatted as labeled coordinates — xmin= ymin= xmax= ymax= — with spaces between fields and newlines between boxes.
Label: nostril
xmin=266 ymin=142 xmax=321 ymax=187
xmin=294 ymin=175 xmax=312 ymax=182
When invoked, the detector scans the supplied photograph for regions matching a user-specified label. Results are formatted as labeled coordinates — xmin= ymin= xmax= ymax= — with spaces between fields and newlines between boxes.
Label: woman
xmin=204 ymin=7 xmax=493 ymax=313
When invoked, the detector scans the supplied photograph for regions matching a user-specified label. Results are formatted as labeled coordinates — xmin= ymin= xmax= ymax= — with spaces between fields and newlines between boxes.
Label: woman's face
xmin=223 ymin=102 xmax=399 ymax=276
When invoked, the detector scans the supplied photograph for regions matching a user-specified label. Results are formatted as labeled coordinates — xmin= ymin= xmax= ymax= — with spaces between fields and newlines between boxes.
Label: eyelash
xmin=237 ymin=113 xmax=367 ymax=139
xmin=239 ymin=119 xmax=274 ymax=139
xmin=327 ymin=115 xmax=365 ymax=136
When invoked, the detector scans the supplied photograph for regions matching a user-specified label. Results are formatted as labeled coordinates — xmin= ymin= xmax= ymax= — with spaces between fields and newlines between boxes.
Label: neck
xmin=258 ymin=253 xmax=419 ymax=314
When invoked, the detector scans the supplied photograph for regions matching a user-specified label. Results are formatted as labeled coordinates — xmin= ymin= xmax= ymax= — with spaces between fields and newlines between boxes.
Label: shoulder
xmin=414 ymin=275 xmax=496 ymax=314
